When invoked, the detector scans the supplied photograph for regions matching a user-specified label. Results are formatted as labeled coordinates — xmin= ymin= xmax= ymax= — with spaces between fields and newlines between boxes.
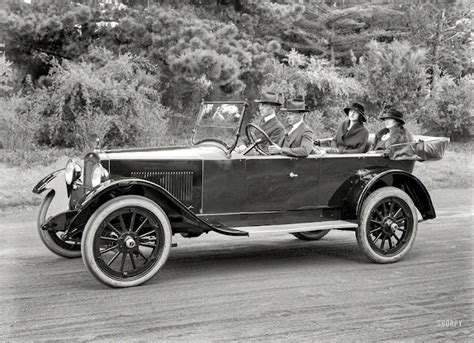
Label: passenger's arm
xmin=281 ymin=130 xmax=314 ymax=158
xmin=270 ymin=125 xmax=285 ymax=147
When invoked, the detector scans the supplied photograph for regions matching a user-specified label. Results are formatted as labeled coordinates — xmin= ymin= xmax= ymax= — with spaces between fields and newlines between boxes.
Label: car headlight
xmin=65 ymin=159 xmax=82 ymax=185
xmin=91 ymin=164 xmax=109 ymax=188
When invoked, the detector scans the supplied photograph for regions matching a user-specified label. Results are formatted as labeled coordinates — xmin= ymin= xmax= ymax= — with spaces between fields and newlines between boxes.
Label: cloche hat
xmin=379 ymin=108 xmax=405 ymax=125
xmin=344 ymin=102 xmax=367 ymax=122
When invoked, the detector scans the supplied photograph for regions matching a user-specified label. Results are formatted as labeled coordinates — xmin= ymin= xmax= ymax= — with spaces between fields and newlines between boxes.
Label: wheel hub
xmin=118 ymin=233 xmax=138 ymax=251
xmin=125 ymin=237 xmax=136 ymax=249
xmin=382 ymin=218 xmax=397 ymax=235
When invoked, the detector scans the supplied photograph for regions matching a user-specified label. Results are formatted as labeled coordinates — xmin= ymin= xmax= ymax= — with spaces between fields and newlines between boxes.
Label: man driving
xmin=268 ymin=96 xmax=314 ymax=158
xmin=235 ymin=91 xmax=285 ymax=154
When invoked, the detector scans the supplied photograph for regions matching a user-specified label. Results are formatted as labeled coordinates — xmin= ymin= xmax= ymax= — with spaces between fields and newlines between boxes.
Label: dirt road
xmin=1 ymin=189 xmax=472 ymax=341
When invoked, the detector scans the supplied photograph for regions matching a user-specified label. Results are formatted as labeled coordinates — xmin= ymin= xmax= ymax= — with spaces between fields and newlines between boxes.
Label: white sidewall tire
xmin=81 ymin=195 xmax=172 ymax=288
xmin=292 ymin=230 xmax=330 ymax=241
xmin=37 ymin=192 xmax=82 ymax=258
xmin=357 ymin=186 xmax=418 ymax=264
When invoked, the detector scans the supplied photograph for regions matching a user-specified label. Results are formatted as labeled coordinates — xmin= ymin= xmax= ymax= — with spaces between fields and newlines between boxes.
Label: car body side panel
xmin=244 ymin=156 xmax=319 ymax=212
xmin=291 ymin=158 xmax=320 ymax=209
xmin=318 ymin=155 xmax=415 ymax=207
xmin=244 ymin=157 xmax=295 ymax=212
xmin=202 ymin=159 xmax=246 ymax=213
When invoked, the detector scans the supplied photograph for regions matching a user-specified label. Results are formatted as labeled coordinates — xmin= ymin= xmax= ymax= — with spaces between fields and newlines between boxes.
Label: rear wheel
xmin=292 ymin=230 xmax=330 ymax=241
xmin=81 ymin=195 xmax=172 ymax=288
xmin=37 ymin=192 xmax=81 ymax=258
xmin=357 ymin=187 xmax=418 ymax=263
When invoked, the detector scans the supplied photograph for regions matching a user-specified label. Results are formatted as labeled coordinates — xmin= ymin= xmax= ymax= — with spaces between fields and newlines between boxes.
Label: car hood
xmin=99 ymin=145 xmax=227 ymax=161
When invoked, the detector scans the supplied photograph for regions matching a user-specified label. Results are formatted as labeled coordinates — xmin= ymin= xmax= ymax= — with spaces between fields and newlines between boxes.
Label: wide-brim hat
xmin=379 ymin=108 xmax=405 ymax=124
xmin=281 ymin=97 xmax=309 ymax=113
xmin=344 ymin=102 xmax=366 ymax=122
xmin=254 ymin=91 xmax=282 ymax=106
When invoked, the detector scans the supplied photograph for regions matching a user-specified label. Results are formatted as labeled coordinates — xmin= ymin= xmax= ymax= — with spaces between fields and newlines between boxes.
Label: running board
xmin=232 ymin=220 xmax=358 ymax=236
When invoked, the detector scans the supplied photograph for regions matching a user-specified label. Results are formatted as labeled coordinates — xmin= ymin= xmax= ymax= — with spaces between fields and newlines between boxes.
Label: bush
xmin=0 ymin=56 xmax=15 ymax=96
xmin=354 ymin=40 xmax=429 ymax=120
xmin=26 ymin=48 xmax=169 ymax=150
xmin=262 ymin=50 xmax=363 ymax=135
xmin=417 ymin=75 xmax=473 ymax=141
xmin=0 ymin=95 xmax=41 ymax=150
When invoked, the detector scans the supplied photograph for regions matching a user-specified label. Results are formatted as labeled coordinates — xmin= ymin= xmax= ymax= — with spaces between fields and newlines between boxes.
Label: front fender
xmin=32 ymin=169 xmax=71 ymax=221
xmin=69 ymin=178 xmax=247 ymax=237
xmin=343 ymin=168 xmax=436 ymax=221
xmin=33 ymin=169 xmax=64 ymax=194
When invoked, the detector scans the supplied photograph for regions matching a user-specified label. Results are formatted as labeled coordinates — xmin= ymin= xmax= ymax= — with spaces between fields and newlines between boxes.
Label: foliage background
xmin=0 ymin=0 xmax=472 ymax=155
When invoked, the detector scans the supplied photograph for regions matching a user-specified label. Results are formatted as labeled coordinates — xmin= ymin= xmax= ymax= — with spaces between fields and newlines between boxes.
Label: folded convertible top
xmin=389 ymin=136 xmax=450 ymax=161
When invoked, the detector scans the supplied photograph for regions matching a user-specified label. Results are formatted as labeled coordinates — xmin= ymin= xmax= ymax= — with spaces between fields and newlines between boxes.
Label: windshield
xmin=192 ymin=101 xmax=247 ymax=149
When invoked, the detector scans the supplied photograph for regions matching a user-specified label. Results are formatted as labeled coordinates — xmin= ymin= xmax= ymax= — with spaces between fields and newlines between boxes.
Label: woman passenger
xmin=372 ymin=108 xmax=414 ymax=152
xmin=323 ymin=102 xmax=369 ymax=154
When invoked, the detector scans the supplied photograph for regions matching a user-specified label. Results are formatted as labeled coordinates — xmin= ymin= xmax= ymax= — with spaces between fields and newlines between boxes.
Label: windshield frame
xmin=192 ymin=100 xmax=248 ymax=153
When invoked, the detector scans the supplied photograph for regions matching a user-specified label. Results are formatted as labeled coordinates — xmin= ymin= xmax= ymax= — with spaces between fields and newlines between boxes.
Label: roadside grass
xmin=0 ymin=148 xmax=79 ymax=212
xmin=413 ymin=141 xmax=473 ymax=190
xmin=0 ymin=141 xmax=472 ymax=212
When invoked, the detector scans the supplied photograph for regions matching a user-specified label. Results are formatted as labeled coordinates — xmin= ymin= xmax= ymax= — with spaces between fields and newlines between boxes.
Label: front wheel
xmin=292 ymin=230 xmax=330 ymax=241
xmin=37 ymin=192 xmax=81 ymax=258
xmin=356 ymin=187 xmax=418 ymax=263
xmin=81 ymin=195 xmax=172 ymax=288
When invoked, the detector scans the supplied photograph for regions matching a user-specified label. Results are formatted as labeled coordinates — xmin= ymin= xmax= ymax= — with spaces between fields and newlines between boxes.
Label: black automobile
xmin=33 ymin=100 xmax=449 ymax=288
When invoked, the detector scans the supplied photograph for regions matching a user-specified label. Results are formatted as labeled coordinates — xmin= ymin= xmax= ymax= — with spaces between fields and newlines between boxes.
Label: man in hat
xmin=235 ymin=91 xmax=285 ymax=154
xmin=268 ymin=97 xmax=314 ymax=158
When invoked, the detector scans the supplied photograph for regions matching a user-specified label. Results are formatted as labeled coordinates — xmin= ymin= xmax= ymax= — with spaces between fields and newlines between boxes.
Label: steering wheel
xmin=244 ymin=123 xmax=275 ymax=155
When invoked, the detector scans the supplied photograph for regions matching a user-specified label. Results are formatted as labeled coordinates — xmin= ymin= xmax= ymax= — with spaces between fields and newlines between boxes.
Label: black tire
xmin=81 ymin=195 xmax=172 ymax=288
xmin=292 ymin=230 xmax=330 ymax=241
xmin=37 ymin=192 xmax=82 ymax=258
xmin=357 ymin=187 xmax=418 ymax=263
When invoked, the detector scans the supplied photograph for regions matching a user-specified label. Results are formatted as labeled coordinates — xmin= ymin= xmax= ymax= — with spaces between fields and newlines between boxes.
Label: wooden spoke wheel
xmin=81 ymin=195 xmax=172 ymax=288
xmin=357 ymin=187 xmax=418 ymax=263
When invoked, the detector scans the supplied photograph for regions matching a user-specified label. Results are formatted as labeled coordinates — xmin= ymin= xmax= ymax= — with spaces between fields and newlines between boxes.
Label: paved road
xmin=1 ymin=189 xmax=472 ymax=341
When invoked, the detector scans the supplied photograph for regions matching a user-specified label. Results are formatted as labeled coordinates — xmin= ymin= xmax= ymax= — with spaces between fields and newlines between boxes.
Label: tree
xmin=0 ymin=1 xmax=100 ymax=81
xmin=404 ymin=0 xmax=472 ymax=79
xmin=354 ymin=40 xmax=429 ymax=119
xmin=278 ymin=2 xmax=410 ymax=67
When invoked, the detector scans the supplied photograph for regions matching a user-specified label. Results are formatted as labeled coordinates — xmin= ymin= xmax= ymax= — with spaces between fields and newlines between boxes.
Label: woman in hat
xmin=325 ymin=102 xmax=370 ymax=154
xmin=372 ymin=108 xmax=414 ymax=151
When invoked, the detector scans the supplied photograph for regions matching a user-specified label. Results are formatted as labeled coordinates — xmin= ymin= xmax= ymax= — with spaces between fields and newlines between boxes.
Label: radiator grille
xmin=130 ymin=171 xmax=193 ymax=202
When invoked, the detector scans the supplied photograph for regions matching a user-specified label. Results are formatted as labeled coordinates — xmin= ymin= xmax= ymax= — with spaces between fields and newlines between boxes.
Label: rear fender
xmin=69 ymin=179 xmax=245 ymax=236
xmin=343 ymin=169 xmax=436 ymax=221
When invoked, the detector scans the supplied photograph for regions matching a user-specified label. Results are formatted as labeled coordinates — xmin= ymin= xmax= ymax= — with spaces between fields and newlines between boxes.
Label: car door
xmin=244 ymin=155 xmax=319 ymax=212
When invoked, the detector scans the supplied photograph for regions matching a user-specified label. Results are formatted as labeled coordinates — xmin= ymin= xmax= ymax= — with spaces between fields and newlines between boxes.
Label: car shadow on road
xmin=150 ymin=235 xmax=371 ymax=283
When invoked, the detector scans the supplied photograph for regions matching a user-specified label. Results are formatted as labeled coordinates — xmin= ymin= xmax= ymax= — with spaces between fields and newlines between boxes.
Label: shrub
xmin=354 ymin=40 xmax=429 ymax=120
xmin=27 ymin=48 xmax=169 ymax=150
xmin=417 ymin=75 xmax=473 ymax=141
xmin=0 ymin=94 xmax=41 ymax=150
xmin=0 ymin=56 xmax=15 ymax=96
xmin=262 ymin=50 xmax=363 ymax=135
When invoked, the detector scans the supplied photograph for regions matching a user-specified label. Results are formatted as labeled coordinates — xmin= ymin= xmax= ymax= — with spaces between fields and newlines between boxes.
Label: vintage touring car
xmin=33 ymin=101 xmax=449 ymax=288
